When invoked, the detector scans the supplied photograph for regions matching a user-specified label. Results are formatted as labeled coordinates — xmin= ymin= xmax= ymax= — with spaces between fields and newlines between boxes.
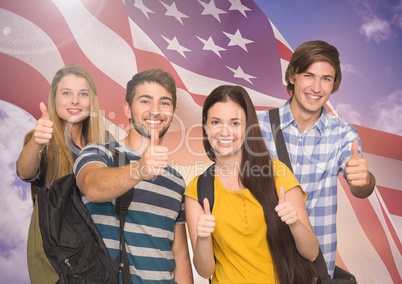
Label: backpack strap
xmin=196 ymin=164 xmax=215 ymax=284
xmin=268 ymin=108 xmax=331 ymax=284
xmin=107 ymin=143 xmax=133 ymax=284
xmin=197 ymin=164 xmax=215 ymax=210
xmin=269 ymin=108 xmax=293 ymax=172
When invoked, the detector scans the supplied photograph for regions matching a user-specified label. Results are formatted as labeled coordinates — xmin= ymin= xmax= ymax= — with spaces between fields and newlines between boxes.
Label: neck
xmin=289 ymin=104 xmax=322 ymax=132
xmin=123 ymin=129 xmax=161 ymax=154
xmin=69 ymin=122 xmax=85 ymax=149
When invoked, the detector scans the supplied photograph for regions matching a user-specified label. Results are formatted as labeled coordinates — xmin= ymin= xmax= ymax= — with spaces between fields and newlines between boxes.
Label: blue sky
xmin=255 ymin=0 xmax=402 ymax=136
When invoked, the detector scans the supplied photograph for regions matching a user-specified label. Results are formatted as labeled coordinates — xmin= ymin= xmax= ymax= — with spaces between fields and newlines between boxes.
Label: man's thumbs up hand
xmin=346 ymin=140 xmax=370 ymax=187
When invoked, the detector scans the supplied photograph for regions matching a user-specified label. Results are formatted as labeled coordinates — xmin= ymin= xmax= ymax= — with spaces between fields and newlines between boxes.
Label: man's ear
xmin=288 ymin=74 xmax=295 ymax=84
xmin=123 ymin=102 xmax=131 ymax=120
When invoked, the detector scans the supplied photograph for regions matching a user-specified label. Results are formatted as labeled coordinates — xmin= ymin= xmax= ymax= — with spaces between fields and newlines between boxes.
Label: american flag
xmin=0 ymin=1 xmax=400 ymax=283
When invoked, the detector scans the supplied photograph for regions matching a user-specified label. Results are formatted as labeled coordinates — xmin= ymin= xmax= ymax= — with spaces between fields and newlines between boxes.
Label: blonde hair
xmin=25 ymin=64 xmax=107 ymax=188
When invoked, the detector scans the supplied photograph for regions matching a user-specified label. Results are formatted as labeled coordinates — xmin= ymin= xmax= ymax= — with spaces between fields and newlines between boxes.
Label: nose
xmin=150 ymin=101 xmax=160 ymax=115
xmin=71 ymin=93 xmax=79 ymax=105
xmin=311 ymin=78 xmax=321 ymax=93
xmin=219 ymin=124 xmax=232 ymax=136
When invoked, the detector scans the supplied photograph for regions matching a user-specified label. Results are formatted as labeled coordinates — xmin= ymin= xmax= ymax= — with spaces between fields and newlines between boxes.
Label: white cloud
xmin=360 ymin=17 xmax=393 ymax=42
xmin=333 ymin=103 xmax=362 ymax=125
xmin=372 ymin=90 xmax=402 ymax=135
xmin=0 ymin=100 xmax=35 ymax=284
xmin=341 ymin=63 xmax=370 ymax=84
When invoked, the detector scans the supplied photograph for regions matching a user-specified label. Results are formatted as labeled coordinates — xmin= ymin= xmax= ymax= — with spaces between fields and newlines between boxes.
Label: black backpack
xmin=37 ymin=146 xmax=133 ymax=284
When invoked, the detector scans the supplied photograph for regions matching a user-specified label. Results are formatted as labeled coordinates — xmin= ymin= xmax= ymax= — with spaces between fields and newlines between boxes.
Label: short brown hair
xmin=285 ymin=40 xmax=342 ymax=94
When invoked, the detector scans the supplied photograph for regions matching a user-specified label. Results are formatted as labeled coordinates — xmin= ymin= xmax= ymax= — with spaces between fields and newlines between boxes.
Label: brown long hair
xmin=25 ymin=64 xmax=107 ymax=189
xmin=202 ymin=85 xmax=317 ymax=283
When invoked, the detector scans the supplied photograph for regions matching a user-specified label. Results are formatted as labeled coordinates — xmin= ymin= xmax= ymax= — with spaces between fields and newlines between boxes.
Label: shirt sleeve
xmin=184 ymin=175 xmax=200 ymax=201
xmin=272 ymin=158 xmax=306 ymax=200
xmin=73 ymin=143 xmax=113 ymax=180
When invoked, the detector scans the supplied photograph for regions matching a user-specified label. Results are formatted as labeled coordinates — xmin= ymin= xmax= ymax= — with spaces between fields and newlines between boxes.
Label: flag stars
xmin=199 ymin=0 xmax=226 ymax=22
xmin=226 ymin=66 xmax=256 ymax=84
xmin=223 ymin=29 xmax=253 ymax=51
xmin=134 ymin=0 xmax=154 ymax=20
xmin=197 ymin=36 xmax=226 ymax=57
xmin=161 ymin=35 xmax=191 ymax=58
xmin=228 ymin=0 xmax=251 ymax=18
xmin=161 ymin=1 xmax=189 ymax=25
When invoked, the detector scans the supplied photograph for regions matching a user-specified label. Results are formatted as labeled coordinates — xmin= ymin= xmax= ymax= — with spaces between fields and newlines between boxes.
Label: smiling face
xmin=55 ymin=74 xmax=91 ymax=124
xmin=289 ymin=61 xmax=336 ymax=120
xmin=205 ymin=100 xmax=246 ymax=157
xmin=125 ymin=81 xmax=175 ymax=140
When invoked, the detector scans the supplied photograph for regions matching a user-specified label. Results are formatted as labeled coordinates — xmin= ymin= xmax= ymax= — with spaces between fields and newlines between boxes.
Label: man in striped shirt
xmin=74 ymin=68 xmax=193 ymax=283
xmin=257 ymin=40 xmax=376 ymax=279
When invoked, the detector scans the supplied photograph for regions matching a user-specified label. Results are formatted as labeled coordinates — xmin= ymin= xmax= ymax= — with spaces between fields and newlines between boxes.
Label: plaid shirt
xmin=257 ymin=100 xmax=361 ymax=277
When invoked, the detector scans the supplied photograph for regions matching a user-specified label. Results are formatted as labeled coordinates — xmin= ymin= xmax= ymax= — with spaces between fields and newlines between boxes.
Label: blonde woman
xmin=16 ymin=64 xmax=110 ymax=283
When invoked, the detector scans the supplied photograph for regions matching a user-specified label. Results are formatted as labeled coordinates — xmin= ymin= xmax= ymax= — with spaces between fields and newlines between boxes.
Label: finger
xmin=151 ymin=127 xmax=159 ymax=147
xmin=278 ymin=186 xmax=285 ymax=205
xmin=350 ymin=140 xmax=360 ymax=160
xmin=39 ymin=102 xmax=50 ymax=119
xmin=203 ymin=198 xmax=211 ymax=215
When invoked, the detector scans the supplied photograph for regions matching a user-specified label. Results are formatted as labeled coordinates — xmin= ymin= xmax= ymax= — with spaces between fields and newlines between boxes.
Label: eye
xmin=210 ymin=120 xmax=220 ymax=125
xmin=161 ymin=101 xmax=171 ymax=106
xmin=140 ymin=99 xmax=150 ymax=104
xmin=79 ymin=91 xmax=89 ymax=97
xmin=232 ymin=121 xmax=241 ymax=126
xmin=62 ymin=91 xmax=71 ymax=96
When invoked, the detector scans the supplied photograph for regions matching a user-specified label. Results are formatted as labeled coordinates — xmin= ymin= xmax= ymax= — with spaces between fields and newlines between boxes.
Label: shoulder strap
xmin=268 ymin=108 xmax=331 ymax=283
xmin=107 ymin=143 xmax=133 ymax=284
xmin=197 ymin=164 xmax=215 ymax=211
xmin=269 ymin=108 xmax=293 ymax=172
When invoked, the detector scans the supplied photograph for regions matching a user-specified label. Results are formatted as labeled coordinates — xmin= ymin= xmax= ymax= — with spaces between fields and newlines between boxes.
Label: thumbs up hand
xmin=275 ymin=186 xmax=298 ymax=225
xmin=346 ymin=140 xmax=370 ymax=187
xmin=137 ymin=127 xmax=168 ymax=180
xmin=32 ymin=102 xmax=54 ymax=150
xmin=196 ymin=198 xmax=215 ymax=238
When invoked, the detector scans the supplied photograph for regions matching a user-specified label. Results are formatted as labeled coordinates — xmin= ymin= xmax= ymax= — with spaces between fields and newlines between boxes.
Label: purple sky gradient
xmin=256 ymin=0 xmax=402 ymax=136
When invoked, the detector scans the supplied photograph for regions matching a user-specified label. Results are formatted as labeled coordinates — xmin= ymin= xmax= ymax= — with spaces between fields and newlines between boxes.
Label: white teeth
xmin=218 ymin=139 xmax=232 ymax=145
xmin=146 ymin=119 xmax=161 ymax=125
xmin=307 ymin=94 xmax=320 ymax=100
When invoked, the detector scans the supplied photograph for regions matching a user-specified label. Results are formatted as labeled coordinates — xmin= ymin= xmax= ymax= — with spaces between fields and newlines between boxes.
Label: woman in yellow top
xmin=185 ymin=85 xmax=319 ymax=283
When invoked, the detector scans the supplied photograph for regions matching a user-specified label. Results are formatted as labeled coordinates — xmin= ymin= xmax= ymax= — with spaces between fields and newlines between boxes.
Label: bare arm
xmin=172 ymin=224 xmax=194 ymax=284
xmin=275 ymin=186 xmax=319 ymax=261
xmin=185 ymin=196 xmax=215 ymax=279
xmin=76 ymin=161 xmax=142 ymax=202
xmin=77 ymin=135 xmax=169 ymax=202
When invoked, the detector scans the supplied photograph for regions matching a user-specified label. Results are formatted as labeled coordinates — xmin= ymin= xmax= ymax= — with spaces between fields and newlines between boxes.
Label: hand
xmin=32 ymin=102 xmax=53 ymax=151
xmin=196 ymin=198 xmax=215 ymax=238
xmin=346 ymin=140 xmax=369 ymax=187
xmin=137 ymin=127 xmax=168 ymax=180
xmin=275 ymin=186 xmax=298 ymax=225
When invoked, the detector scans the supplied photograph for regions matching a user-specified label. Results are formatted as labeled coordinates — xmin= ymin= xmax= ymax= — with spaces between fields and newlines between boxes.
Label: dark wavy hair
xmin=202 ymin=85 xmax=318 ymax=283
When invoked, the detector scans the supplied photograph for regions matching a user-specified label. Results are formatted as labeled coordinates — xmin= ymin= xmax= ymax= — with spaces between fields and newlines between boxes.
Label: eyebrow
xmin=137 ymin=94 xmax=172 ymax=102
xmin=209 ymin=116 xmax=242 ymax=121
xmin=59 ymin=88 xmax=90 ymax=92
xmin=305 ymin=71 xmax=334 ymax=79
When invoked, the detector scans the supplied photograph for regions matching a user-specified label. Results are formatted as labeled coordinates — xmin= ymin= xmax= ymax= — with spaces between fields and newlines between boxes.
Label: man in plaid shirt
xmin=257 ymin=40 xmax=376 ymax=279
